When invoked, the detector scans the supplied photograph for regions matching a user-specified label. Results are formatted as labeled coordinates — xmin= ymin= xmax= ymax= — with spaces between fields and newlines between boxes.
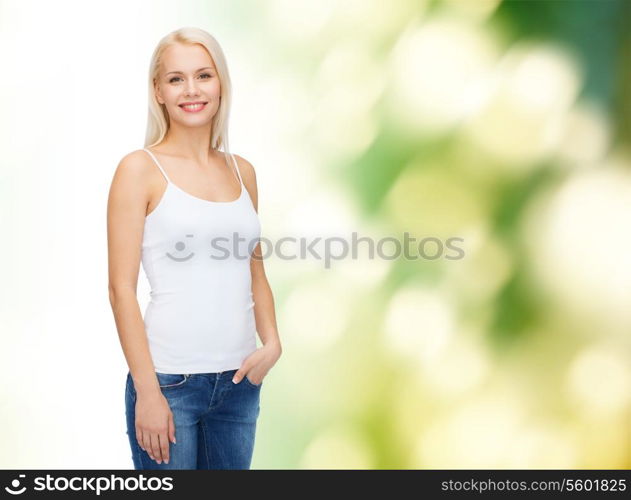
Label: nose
xmin=184 ymin=77 xmax=200 ymax=96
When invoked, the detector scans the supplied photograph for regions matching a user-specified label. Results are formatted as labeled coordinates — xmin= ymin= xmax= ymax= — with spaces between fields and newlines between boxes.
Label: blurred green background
xmin=250 ymin=0 xmax=631 ymax=469
xmin=0 ymin=0 xmax=629 ymax=469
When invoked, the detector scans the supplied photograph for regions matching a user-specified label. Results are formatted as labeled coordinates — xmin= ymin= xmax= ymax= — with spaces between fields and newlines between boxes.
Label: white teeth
xmin=181 ymin=103 xmax=205 ymax=110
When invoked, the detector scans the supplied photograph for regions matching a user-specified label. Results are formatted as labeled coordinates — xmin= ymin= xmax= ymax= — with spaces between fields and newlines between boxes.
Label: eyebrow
xmin=166 ymin=67 xmax=214 ymax=76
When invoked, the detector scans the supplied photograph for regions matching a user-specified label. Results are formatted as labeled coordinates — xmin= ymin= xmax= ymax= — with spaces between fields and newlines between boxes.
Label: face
xmin=154 ymin=43 xmax=221 ymax=126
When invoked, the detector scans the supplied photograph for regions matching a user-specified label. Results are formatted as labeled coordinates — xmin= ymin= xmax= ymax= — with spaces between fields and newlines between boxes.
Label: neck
xmin=158 ymin=123 xmax=220 ymax=165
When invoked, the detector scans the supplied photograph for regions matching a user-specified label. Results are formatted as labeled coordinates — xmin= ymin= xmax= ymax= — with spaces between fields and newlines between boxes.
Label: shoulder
xmin=231 ymin=153 xmax=257 ymax=180
xmin=109 ymin=149 xmax=157 ymax=199
xmin=112 ymin=149 xmax=164 ymax=185
xmin=231 ymin=153 xmax=258 ymax=192
xmin=231 ymin=153 xmax=259 ymax=207
xmin=117 ymin=149 xmax=154 ymax=173
xmin=113 ymin=149 xmax=152 ymax=178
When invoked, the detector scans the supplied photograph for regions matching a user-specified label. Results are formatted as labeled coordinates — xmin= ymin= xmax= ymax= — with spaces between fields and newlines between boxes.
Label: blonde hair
xmin=144 ymin=27 xmax=232 ymax=153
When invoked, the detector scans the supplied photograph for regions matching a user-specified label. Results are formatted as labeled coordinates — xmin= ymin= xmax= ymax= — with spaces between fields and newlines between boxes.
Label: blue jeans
xmin=125 ymin=369 xmax=262 ymax=469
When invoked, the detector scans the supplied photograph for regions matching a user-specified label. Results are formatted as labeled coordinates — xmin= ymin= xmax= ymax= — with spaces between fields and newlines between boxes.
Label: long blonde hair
xmin=144 ymin=27 xmax=232 ymax=153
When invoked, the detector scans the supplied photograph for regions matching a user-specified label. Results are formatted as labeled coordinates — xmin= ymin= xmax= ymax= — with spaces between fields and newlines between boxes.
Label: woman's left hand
xmin=232 ymin=342 xmax=282 ymax=385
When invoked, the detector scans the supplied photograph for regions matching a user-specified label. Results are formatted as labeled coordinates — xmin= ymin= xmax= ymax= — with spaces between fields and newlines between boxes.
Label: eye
xmin=169 ymin=73 xmax=213 ymax=84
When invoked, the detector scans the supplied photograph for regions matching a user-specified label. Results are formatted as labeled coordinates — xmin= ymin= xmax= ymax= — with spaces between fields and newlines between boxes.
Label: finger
xmin=143 ymin=432 xmax=153 ymax=460
xmin=151 ymin=433 xmax=162 ymax=463
xmin=168 ymin=413 xmax=176 ymax=444
xmin=136 ymin=426 xmax=145 ymax=451
xmin=160 ymin=432 xmax=170 ymax=463
xmin=232 ymin=368 xmax=247 ymax=383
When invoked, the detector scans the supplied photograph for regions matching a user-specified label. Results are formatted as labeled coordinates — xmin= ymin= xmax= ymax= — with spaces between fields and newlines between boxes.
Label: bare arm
xmin=231 ymin=155 xmax=282 ymax=384
xmin=107 ymin=150 xmax=175 ymax=464
xmin=107 ymin=151 xmax=162 ymax=396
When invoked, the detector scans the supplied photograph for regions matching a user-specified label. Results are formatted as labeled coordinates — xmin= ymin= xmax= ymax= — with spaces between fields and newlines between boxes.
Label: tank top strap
xmin=143 ymin=148 xmax=171 ymax=184
xmin=228 ymin=153 xmax=244 ymax=188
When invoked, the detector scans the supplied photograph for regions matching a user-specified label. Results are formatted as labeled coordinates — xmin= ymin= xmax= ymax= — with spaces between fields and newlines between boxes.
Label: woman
xmin=107 ymin=27 xmax=282 ymax=470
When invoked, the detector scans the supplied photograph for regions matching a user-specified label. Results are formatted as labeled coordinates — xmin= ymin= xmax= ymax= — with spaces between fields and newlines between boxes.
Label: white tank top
xmin=140 ymin=148 xmax=261 ymax=374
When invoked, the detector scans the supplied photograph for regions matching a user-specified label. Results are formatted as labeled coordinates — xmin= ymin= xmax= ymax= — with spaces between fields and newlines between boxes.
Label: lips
xmin=179 ymin=102 xmax=208 ymax=113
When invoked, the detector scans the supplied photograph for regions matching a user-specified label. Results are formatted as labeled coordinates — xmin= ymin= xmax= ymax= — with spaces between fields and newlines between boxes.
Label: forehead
xmin=161 ymin=43 xmax=216 ymax=73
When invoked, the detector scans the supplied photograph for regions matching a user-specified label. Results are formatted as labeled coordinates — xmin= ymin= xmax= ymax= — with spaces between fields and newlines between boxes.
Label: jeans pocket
xmin=156 ymin=373 xmax=190 ymax=388
xmin=244 ymin=374 xmax=262 ymax=387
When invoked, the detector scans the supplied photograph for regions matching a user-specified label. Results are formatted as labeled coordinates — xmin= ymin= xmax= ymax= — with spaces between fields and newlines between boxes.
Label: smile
xmin=179 ymin=103 xmax=207 ymax=113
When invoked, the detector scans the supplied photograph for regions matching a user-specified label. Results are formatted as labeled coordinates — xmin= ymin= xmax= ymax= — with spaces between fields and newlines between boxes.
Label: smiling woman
xmin=148 ymin=39 xmax=226 ymax=143
xmin=107 ymin=27 xmax=282 ymax=471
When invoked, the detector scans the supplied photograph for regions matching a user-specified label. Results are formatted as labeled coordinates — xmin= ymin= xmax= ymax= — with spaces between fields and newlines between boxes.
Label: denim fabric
xmin=125 ymin=369 xmax=261 ymax=469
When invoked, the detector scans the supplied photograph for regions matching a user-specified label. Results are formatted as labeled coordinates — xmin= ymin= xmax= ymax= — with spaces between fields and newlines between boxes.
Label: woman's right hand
xmin=134 ymin=392 xmax=176 ymax=464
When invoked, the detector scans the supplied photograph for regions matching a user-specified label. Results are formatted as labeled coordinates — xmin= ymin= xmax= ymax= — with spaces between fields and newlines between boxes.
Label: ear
xmin=154 ymin=80 xmax=164 ymax=105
